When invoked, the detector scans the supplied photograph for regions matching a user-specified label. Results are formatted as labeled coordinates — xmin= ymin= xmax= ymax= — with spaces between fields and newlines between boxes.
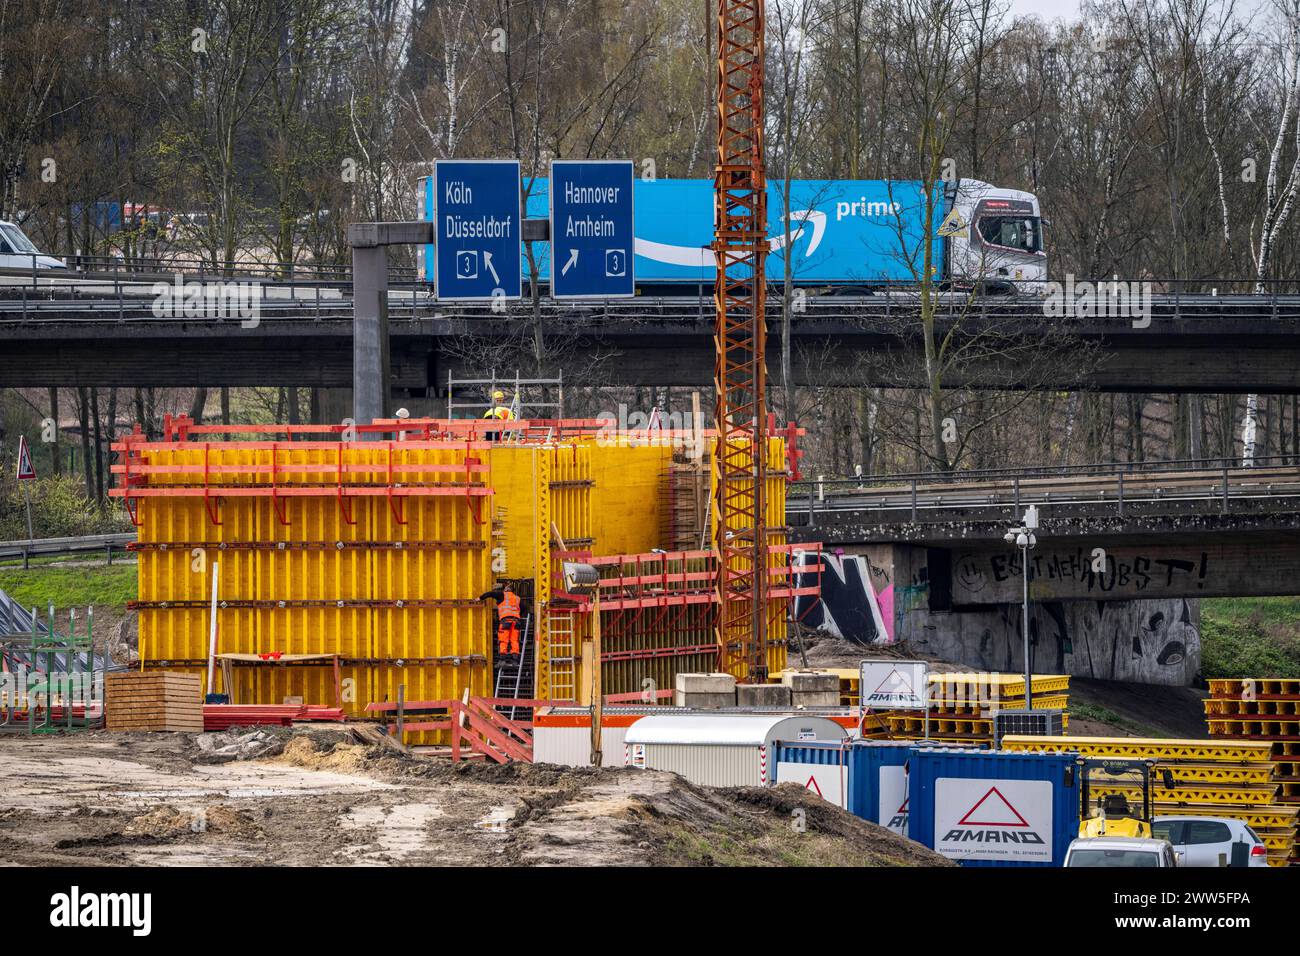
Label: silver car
xmin=1152 ymin=816 xmax=1270 ymax=868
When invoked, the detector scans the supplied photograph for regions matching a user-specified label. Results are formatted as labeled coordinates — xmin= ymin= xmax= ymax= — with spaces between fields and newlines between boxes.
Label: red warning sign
xmin=15 ymin=436 xmax=36 ymax=480
xmin=803 ymin=775 xmax=824 ymax=798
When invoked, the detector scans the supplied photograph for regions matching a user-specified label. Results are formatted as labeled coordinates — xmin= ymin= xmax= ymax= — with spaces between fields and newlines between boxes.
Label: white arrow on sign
xmin=483 ymin=251 xmax=500 ymax=285
xmin=561 ymin=249 xmax=579 ymax=276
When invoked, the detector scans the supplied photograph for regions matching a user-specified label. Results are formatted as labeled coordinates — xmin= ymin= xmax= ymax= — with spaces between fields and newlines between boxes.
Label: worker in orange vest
xmin=479 ymin=583 xmax=525 ymax=656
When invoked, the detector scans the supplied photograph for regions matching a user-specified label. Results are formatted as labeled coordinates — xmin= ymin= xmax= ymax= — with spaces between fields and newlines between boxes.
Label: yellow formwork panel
xmin=550 ymin=442 xmax=594 ymax=552
xmin=1092 ymin=783 xmax=1281 ymax=806
xmin=486 ymin=444 xmax=592 ymax=579
xmin=132 ymin=442 xmax=493 ymax=742
xmin=1206 ymin=697 xmax=1300 ymax=716
xmin=1002 ymin=735 xmax=1275 ymax=762
xmin=1209 ymin=679 xmax=1300 ymax=698
xmin=587 ymin=440 xmax=672 ymax=555
xmin=1148 ymin=802 xmax=1297 ymax=830
xmin=930 ymin=673 xmax=1072 ymax=697
xmin=1160 ymin=762 xmax=1279 ymax=786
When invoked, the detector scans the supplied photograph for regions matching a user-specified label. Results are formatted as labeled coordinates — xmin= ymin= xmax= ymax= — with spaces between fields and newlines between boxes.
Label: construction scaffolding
xmin=0 ymin=603 xmax=105 ymax=734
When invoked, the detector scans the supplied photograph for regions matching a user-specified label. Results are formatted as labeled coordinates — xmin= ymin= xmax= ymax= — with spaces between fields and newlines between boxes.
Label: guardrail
xmin=0 ymin=532 xmax=136 ymax=567
xmin=8 ymin=286 xmax=1300 ymax=327
xmin=790 ymin=455 xmax=1300 ymax=526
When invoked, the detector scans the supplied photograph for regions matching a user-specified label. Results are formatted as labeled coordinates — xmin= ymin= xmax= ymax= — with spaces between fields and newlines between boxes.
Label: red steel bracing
xmin=713 ymin=0 xmax=769 ymax=681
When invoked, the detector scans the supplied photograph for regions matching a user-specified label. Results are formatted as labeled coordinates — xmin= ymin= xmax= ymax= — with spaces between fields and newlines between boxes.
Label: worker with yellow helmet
xmin=483 ymin=390 xmax=515 ymax=421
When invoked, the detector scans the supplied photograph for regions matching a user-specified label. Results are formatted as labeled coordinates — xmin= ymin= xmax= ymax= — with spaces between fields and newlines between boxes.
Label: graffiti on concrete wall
xmin=910 ymin=597 xmax=1202 ymax=685
xmin=792 ymin=550 xmax=893 ymax=644
xmin=952 ymin=547 xmax=1211 ymax=603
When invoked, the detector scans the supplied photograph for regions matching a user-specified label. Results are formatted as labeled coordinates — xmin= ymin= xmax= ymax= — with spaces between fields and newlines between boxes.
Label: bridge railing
xmin=790 ymin=455 xmax=1300 ymax=525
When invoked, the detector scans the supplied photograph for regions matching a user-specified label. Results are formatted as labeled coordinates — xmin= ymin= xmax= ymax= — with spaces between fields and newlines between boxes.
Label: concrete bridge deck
xmin=5 ymin=291 xmax=1300 ymax=391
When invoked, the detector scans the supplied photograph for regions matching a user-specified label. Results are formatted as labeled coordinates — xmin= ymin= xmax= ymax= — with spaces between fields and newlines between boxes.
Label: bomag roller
xmin=1077 ymin=758 xmax=1176 ymax=839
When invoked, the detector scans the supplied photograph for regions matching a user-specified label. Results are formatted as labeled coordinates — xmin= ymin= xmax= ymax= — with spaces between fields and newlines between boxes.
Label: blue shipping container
xmin=907 ymin=748 xmax=1079 ymax=867
xmin=773 ymin=740 xmax=917 ymax=835
xmin=847 ymin=741 xmax=916 ymax=835
xmin=772 ymin=741 xmax=852 ymax=810
xmin=421 ymin=177 xmax=945 ymax=287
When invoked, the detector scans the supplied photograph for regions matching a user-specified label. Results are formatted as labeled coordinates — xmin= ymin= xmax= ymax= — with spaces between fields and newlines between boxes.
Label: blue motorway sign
xmin=549 ymin=160 xmax=635 ymax=298
xmin=434 ymin=159 xmax=522 ymax=301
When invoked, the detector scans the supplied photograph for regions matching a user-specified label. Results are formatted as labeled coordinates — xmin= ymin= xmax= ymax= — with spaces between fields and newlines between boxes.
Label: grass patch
xmin=1201 ymin=597 xmax=1300 ymax=679
xmin=0 ymin=563 xmax=137 ymax=611
xmin=1071 ymin=701 xmax=1147 ymax=734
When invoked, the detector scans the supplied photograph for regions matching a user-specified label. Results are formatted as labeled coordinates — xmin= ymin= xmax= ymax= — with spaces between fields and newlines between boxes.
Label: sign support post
xmin=16 ymin=435 xmax=36 ymax=566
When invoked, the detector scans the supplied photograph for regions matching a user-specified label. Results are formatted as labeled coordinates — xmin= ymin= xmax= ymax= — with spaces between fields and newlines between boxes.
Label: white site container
xmin=532 ymin=707 xmax=643 ymax=768
xmin=623 ymin=713 xmax=848 ymax=787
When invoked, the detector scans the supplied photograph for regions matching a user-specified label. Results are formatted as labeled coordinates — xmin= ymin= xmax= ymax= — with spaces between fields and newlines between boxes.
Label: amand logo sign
xmin=934 ymin=778 xmax=1054 ymax=862
xmin=860 ymin=660 xmax=927 ymax=709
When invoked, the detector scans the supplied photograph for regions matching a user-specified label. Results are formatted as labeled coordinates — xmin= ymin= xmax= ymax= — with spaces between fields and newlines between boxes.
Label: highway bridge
xmin=787 ymin=457 xmax=1300 ymax=604
xmin=4 ymin=271 xmax=1300 ymax=392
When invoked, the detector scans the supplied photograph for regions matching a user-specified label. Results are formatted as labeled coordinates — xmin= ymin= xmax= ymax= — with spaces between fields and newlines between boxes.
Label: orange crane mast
xmin=712 ymin=0 xmax=769 ymax=681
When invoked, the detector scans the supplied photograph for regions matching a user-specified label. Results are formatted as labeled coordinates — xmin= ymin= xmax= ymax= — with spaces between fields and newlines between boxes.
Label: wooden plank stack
xmin=105 ymin=671 xmax=204 ymax=732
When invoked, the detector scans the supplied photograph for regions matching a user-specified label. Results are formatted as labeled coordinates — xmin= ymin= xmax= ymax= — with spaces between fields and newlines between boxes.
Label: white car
xmin=0 ymin=220 xmax=65 ymax=269
xmin=1152 ymin=816 xmax=1270 ymax=868
xmin=1063 ymin=837 xmax=1179 ymax=868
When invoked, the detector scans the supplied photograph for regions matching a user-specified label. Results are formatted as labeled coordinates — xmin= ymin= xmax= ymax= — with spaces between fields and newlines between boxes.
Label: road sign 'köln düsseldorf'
xmin=433 ymin=160 xmax=522 ymax=301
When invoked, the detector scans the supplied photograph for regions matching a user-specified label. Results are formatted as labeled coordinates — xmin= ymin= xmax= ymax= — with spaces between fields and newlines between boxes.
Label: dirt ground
xmin=0 ymin=729 xmax=949 ymax=867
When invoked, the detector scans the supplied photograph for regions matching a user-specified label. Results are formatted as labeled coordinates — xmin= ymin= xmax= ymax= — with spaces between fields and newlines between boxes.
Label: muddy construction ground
xmin=0 ymin=728 xmax=948 ymax=867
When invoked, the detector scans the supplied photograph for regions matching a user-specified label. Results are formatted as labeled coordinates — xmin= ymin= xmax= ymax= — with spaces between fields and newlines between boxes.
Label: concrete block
xmin=675 ymin=672 xmax=736 ymax=696
xmin=737 ymin=683 xmax=792 ymax=707
xmin=675 ymin=692 xmax=736 ymax=710
xmin=781 ymin=671 xmax=840 ymax=694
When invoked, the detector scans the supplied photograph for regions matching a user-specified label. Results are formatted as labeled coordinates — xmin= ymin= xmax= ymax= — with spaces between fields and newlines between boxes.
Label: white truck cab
xmin=945 ymin=179 xmax=1046 ymax=294
xmin=0 ymin=220 xmax=65 ymax=269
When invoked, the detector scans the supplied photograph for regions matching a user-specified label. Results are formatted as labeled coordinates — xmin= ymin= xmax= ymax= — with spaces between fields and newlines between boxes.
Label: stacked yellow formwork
xmin=122 ymin=440 xmax=492 ymax=741
xmin=1003 ymin=735 xmax=1295 ymax=867
xmin=1204 ymin=678 xmax=1300 ymax=866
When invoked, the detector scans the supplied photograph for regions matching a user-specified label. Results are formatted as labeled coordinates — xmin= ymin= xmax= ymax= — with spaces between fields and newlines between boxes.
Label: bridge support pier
xmin=352 ymin=245 xmax=389 ymax=424
xmin=348 ymin=221 xmax=434 ymax=425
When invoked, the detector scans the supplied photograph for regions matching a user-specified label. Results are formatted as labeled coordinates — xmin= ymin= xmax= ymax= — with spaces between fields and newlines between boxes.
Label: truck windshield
xmin=0 ymin=223 xmax=39 ymax=254
xmin=978 ymin=216 xmax=1041 ymax=254
xmin=1068 ymin=848 xmax=1159 ymax=867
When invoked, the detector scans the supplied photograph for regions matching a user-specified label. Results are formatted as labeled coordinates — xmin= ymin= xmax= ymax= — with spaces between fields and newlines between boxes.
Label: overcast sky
xmin=1005 ymin=0 xmax=1083 ymax=20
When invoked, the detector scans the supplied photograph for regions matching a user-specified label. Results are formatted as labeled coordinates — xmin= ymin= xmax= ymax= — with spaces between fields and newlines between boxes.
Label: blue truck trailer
xmin=419 ymin=175 xmax=1046 ymax=293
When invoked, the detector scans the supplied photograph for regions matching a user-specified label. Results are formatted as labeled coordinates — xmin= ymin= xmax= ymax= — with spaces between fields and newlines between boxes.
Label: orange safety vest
xmin=483 ymin=405 xmax=515 ymax=421
xmin=498 ymin=591 xmax=522 ymax=622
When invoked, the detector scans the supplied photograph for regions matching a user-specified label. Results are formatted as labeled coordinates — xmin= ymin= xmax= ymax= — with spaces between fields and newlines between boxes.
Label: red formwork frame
xmin=110 ymin=427 xmax=489 ymax=528
xmin=158 ymin=414 xmax=611 ymax=444
xmin=549 ymin=544 xmax=820 ymax=671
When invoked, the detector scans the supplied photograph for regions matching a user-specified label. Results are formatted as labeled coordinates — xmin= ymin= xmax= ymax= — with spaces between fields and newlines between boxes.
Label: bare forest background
xmin=2 ymin=0 xmax=1300 ymax=517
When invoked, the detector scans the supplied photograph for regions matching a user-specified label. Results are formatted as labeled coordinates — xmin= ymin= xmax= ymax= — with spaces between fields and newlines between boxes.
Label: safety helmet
xmin=492 ymin=390 xmax=505 ymax=401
